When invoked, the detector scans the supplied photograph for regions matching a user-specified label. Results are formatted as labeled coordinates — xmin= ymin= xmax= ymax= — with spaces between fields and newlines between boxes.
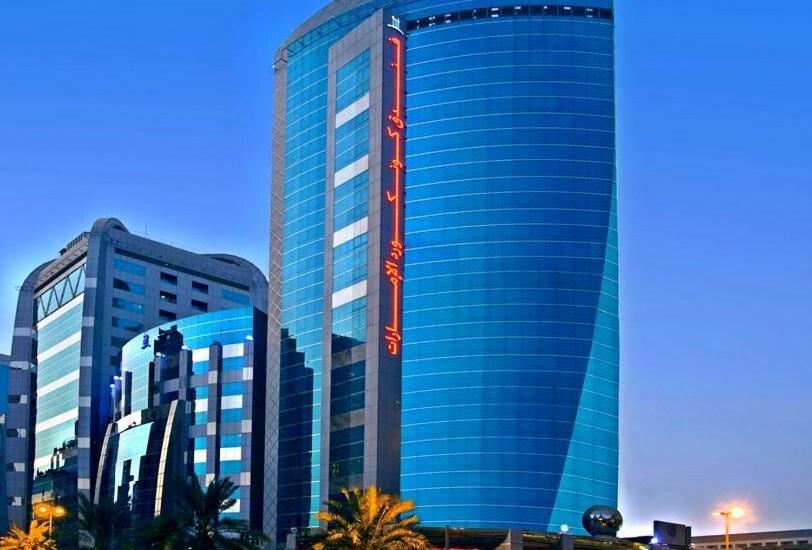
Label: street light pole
xmin=714 ymin=510 xmax=732 ymax=550
xmin=34 ymin=502 xmax=66 ymax=538
xmin=714 ymin=506 xmax=746 ymax=550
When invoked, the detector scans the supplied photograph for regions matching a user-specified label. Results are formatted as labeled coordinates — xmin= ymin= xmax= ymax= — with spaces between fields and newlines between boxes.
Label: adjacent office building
xmin=94 ymin=307 xmax=267 ymax=532
xmin=270 ymin=0 xmax=618 ymax=539
xmin=0 ymin=354 xmax=8 ymax=530
xmin=693 ymin=530 xmax=812 ymax=550
xmin=5 ymin=218 xmax=267 ymax=533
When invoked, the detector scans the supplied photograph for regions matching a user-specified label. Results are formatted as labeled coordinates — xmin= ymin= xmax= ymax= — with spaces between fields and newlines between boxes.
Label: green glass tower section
xmin=271 ymin=0 xmax=617 ymax=539
xmin=32 ymin=266 xmax=85 ymax=478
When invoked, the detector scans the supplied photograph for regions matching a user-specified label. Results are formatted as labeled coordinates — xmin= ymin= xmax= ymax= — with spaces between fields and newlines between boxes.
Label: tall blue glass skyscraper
xmin=269 ymin=0 xmax=617 ymax=539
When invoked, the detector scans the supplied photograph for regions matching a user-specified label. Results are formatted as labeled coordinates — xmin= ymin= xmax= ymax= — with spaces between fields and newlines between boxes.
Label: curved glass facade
xmin=274 ymin=0 xmax=617 ymax=537
xmin=114 ymin=307 xmax=266 ymax=527
xmin=400 ymin=4 xmax=617 ymax=534
xmin=95 ymin=405 xmax=178 ymax=525
xmin=122 ymin=308 xmax=257 ymax=412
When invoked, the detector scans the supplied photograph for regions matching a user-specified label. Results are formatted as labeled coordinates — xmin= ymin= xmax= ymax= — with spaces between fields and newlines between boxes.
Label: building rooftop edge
xmin=275 ymin=0 xmax=380 ymax=61
xmin=274 ymin=0 xmax=614 ymax=61
xmin=32 ymin=217 xmax=268 ymax=293
xmin=693 ymin=530 xmax=812 ymax=541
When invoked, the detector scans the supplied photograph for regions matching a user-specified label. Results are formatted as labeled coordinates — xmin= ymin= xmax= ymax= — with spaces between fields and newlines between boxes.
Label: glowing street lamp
xmin=33 ymin=502 xmax=67 ymax=536
xmin=714 ymin=506 xmax=746 ymax=550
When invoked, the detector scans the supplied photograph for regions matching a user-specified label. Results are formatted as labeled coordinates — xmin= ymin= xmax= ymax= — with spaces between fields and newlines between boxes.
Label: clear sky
xmin=1 ymin=0 xmax=810 ymax=537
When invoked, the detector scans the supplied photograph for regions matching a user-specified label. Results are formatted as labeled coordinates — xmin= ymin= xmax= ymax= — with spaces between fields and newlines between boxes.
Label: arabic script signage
xmin=383 ymin=32 xmax=405 ymax=356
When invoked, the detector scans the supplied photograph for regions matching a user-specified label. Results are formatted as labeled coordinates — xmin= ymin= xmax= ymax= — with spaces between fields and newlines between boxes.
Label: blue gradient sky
xmin=1 ymin=0 xmax=810 ymax=536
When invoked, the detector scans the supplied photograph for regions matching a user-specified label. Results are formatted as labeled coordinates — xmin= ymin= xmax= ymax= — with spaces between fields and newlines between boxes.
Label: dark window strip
xmin=407 ymin=5 xmax=613 ymax=31
xmin=114 ymin=248 xmax=250 ymax=291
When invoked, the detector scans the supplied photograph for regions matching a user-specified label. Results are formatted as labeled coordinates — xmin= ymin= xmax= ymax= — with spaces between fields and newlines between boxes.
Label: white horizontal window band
xmin=332 ymin=280 xmax=367 ymax=309
xmin=221 ymin=395 xmax=243 ymax=410
xmin=333 ymin=217 xmax=368 ymax=248
xmin=194 ymin=399 xmax=208 ymax=412
xmin=335 ymin=92 xmax=370 ymax=128
xmin=222 ymin=343 xmax=245 ymax=359
xmin=115 ymin=411 xmax=140 ymax=431
xmin=33 ymin=456 xmax=51 ymax=471
xmin=37 ymin=369 xmax=80 ymax=398
xmin=191 ymin=343 xmax=244 ymax=363
xmin=223 ymin=499 xmax=240 ymax=514
xmin=35 ymin=409 xmax=78 ymax=433
xmin=193 ymin=449 xmax=207 ymax=463
xmin=219 ymin=447 xmax=241 ymax=461
xmin=334 ymin=155 xmax=368 ymax=188
xmin=37 ymin=331 xmax=82 ymax=363
xmin=36 ymin=294 xmax=84 ymax=330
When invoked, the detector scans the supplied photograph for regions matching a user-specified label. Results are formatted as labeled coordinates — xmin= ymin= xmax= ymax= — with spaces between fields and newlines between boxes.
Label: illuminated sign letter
xmin=384 ymin=33 xmax=405 ymax=356
xmin=387 ymin=15 xmax=404 ymax=35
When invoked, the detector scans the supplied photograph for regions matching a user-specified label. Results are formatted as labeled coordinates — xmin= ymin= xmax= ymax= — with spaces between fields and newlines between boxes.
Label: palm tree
xmin=139 ymin=476 xmax=267 ymax=549
xmin=77 ymin=494 xmax=131 ymax=549
xmin=0 ymin=520 xmax=57 ymax=550
xmin=314 ymin=485 xmax=431 ymax=550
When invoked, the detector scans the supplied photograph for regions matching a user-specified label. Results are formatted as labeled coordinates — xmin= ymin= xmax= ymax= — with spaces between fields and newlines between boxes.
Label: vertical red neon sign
xmin=384 ymin=34 xmax=405 ymax=356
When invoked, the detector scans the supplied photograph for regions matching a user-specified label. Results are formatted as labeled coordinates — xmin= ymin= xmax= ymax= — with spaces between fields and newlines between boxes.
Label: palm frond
xmin=315 ymin=485 xmax=431 ymax=550
xmin=137 ymin=475 xmax=267 ymax=549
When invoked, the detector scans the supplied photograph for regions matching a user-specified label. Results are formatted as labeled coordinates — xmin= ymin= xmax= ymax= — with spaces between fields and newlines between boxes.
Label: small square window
xmin=192 ymin=281 xmax=209 ymax=294
xmin=160 ymin=272 xmax=178 ymax=285
xmin=160 ymin=291 xmax=177 ymax=304
xmin=113 ymin=278 xmax=144 ymax=294
xmin=159 ymin=309 xmax=176 ymax=321
xmin=192 ymin=299 xmax=208 ymax=312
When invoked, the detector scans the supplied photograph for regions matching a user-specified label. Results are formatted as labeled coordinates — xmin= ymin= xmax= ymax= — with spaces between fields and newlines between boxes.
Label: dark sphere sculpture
xmin=582 ymin=506 xmax=624 ymax=537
